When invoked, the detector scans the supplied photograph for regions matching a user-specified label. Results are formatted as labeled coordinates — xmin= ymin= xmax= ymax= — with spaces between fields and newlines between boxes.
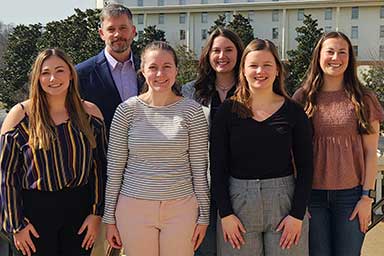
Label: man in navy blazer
xmin=76 ymin=3 xmax=142 ymax=256
xmin=76 ymin=3 xmax=142 ymax=132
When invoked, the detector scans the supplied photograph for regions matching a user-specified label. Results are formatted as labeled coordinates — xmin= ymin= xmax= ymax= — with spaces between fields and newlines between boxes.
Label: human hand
xmin=276 ymin=215 xmax=303 ymax=249
xmin=106 ymin=224 xmax=122 ymax=249
xmin=13 ymin=223 xmax=39 ymax=256
xmin=78 ymin=214 xmax=101 ymax=250
xmin=221 ymin=214 xmax=246 ymax=249
xmin=191 ymin=224 xmax=208 ymax=251
xmin=349 ymin=197 xmax=373 ymax=233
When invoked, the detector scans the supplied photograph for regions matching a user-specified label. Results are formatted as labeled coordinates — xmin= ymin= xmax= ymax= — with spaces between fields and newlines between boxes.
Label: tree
xmin=285 ymin=14 xmax=323 ymax=95
xmin=0 ymin=24 xmax=42 ymax=109
xmin=361 ymin=63 xmax=384 ymax=131
xmin=208 ymin=13 xmax=254 ymax=47
xmin=135 ymin=25 xmax=166 ymax=56
xmin=37 ymin=8 xmax=103 ymax=64
xmin=227 ymin=13 xmax=254 ymax=46
xmin=0 ymin=9 xmax=103 ymax=109
xmin=175 ymin=44 xmax=197 ymax=85
xmin=208 ymin=14 xmax=226 ymax=34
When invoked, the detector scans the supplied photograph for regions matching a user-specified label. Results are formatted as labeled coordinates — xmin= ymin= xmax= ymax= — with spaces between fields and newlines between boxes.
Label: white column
xmin=335 ymin=7 xmax=340 ymax=32
xmin=187 ymin=12 xmax=191 ymax=50
xmin=281 ymin=9 xmax=287 ymax=59
xmin=144 ymin=13 xmax=147 ymax=27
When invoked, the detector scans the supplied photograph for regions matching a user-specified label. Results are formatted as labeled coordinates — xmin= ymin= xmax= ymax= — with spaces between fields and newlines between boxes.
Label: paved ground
xmin=362 ymin=222 xmax=384 ymax=256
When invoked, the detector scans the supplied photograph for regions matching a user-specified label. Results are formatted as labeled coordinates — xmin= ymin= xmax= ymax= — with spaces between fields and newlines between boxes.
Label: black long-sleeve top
xmin=210 ymin=99 xmax=313 ymax=220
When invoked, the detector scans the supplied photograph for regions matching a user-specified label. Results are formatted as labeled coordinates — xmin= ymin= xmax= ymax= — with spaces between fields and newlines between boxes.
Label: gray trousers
xmin=218 ymin=175 xmax=309 ymax=256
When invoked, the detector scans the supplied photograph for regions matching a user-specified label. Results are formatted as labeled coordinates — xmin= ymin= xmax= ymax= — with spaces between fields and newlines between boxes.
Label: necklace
xmin=216 ymin=83 xmax=235 ymax=93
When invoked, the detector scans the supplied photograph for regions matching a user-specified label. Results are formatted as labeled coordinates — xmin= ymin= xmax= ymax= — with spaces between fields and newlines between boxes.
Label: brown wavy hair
xmin=232 ymin=39 xmax=289 ymax=118
xmin=29 ymin=48 xmax=96 ymax=149
xmin=194 ymin=27 xmax=244 ymax=106
xmin=299 ymin=31 xmax=372 ymax=134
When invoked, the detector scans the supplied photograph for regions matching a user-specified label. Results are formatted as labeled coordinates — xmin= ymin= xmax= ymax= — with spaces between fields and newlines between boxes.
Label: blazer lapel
xmin=95 ymin=51 xmax=122 ymax=102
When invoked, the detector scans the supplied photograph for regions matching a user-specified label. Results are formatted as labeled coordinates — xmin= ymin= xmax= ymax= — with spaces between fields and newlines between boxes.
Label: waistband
xmin=229 ymin=175 xmax=295 ymax=189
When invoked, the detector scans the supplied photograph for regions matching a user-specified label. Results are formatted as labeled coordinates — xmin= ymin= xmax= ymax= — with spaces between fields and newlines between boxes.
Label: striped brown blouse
xmin=0 ymin=115 xmax=107 ymax=233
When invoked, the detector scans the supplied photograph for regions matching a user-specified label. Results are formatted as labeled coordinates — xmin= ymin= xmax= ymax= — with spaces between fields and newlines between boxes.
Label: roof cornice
xmin=129 ymin=0 xmax=383 ymax=14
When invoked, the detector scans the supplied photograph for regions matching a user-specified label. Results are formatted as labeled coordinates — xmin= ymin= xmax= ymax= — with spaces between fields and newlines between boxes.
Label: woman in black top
xmin=210 ymin=39 xmax=313 ymax=256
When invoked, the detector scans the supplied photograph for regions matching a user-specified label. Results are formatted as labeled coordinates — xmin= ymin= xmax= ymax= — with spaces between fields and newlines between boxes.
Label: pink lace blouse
xmin=293 ymin=88 xmax=384 ymax=189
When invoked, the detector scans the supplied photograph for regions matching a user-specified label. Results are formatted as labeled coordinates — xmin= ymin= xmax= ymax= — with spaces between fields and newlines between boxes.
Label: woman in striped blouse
xmin=104 ymin=41 xmax=210 ymax=256
xmin=0 ymin=48 xmax=107 ymax=256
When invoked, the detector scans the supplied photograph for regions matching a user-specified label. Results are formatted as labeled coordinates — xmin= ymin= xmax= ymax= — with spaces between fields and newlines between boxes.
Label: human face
xmin=39 ymin=56 xmax=72 ymax=98
xmin=99 ymin=15 xmax=136 ymax=55
xmin=142 ymin=49 xmax=178 ymax=93
xmin=209 ymin=36 xmax=238 ymax=74
xmin=243 ymin=50 xmax=278 ymax=92
xmin=319 ymin=37 xmax=349 ymax=79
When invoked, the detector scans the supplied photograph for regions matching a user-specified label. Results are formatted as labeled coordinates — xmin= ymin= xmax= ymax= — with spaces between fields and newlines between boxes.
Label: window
xmin=138 ymin=30 xmax=144 ymax=38
xmin=272 ymin=10 xmax=279 ymax=22
xmin=351 ymin=26 xmax=358 ymax=39
xmin=137 ymin=14 xmax=144 ymax=25
xmin=225 ymin=12 xmax=232 ymax=23
xmin=248 ymin=11 xmax=255 ymax=22
xmin=201 ymin=0 xmax=208 ymax=3
xmin=380 ymin=25 xmax=384 ymax=38
xmin=351 ymin=7 xmax=359 ymax=19
xmin=179 ymin=13 xmax=186 ymax=24
xmin=248 ymin=0 xmax=255 ymax=2
xmin=202 ymin=29 xmax=208 ymax=40
xmin=324 ymin=26 xmax=332 ymax=33
xmin=180 ymin=30 xmax=186 ymax=40
xmin=224 ymin=0 xmax=231 ymax=3
xmin=158 ymin=0 xmax=164 ymax=6
xmin=179 ymin=0 xmax=186 ymax=4
xmin=352 ymin=45 xmax=358 ymax=57
xmin=298 ymin=9 xmax=304 ymax=21
xmin=137 ymin=0 xmax=143 ymax=6
xmin=201 ymin=12 xmax=208 ymax=23
xmin=272 ymin=27 xmax=278 ymax=39
xmin=381 ymin=6 xmax=384 ymax=19
xmin=325 ymin=8 xmax=332 ymax=20
xmin=159 ymin=13 xmax=165 ymax=24
xmin=380 ymin=45 xmax=384 ymax=59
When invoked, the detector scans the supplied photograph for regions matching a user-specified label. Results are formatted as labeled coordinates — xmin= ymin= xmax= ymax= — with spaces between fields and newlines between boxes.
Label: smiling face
xmin=209 ymin=36 xmax=238 ymax=75
xmin=39 ymin=55 xmax=72 ymax=98
xmin=141 ymin=49 xmax=178 ymax=93
xmin=99 ymin=14 xmax=136 ymax=55
xmin=319 ymin=37 xmax=349 ymax=80
xmin=243 ymin=49 xmax=278 ymax=93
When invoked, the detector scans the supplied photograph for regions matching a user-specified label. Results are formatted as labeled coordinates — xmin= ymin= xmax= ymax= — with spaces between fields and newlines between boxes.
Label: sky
xmin=0 ymin=0 xmax=96 ymax=25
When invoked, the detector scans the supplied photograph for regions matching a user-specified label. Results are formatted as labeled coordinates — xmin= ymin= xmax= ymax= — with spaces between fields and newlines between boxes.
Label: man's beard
xmin=110 ymin=39 xmax=130 ymax=53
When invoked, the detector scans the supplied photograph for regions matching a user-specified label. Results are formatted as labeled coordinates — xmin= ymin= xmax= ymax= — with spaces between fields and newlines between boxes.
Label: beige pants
xmin=115 ymin=194 xmax=198 ymax=256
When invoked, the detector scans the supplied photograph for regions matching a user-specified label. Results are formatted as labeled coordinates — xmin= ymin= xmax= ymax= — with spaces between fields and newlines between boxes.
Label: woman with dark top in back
xmin=182 ymin=27 xmax=244 ymax=256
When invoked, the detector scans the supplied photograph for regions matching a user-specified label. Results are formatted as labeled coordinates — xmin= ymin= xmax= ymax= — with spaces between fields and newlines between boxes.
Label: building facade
xmin=97 ymin=0 xmax=384 ymax=61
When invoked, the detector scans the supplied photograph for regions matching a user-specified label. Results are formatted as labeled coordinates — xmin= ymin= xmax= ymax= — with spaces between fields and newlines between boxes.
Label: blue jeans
xmin=309 ymin=186 xmax=365 ymax=256
xmin=194 ymin=199 xmax=217 ymax=256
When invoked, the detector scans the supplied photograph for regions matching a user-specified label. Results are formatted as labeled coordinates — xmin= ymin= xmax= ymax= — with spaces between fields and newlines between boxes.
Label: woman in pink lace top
xmin=293 ymin=31 xmax=384 ymax=256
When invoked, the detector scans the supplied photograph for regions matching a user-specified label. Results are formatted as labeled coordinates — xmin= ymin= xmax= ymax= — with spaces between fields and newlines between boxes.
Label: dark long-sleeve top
xmin=210 ymin=99 xmax=313 ymax=220
xmin=0 ymin=115 xmax=107 ymax=233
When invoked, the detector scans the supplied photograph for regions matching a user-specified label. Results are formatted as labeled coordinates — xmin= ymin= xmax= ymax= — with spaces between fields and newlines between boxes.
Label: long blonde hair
xmin=28 ymin=48 xmax=96 ymax=149
xmin=300 ymin=31 xmax=372 ymax=134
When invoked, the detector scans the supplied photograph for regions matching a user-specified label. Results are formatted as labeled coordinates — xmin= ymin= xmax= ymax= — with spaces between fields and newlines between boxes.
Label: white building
xmin=97 ymin=0 xmax=384 ymax=62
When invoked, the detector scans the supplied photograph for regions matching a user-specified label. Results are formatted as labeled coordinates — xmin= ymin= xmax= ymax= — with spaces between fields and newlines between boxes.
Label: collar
xmin=104 ymin=48 xmax=134 ymax=70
